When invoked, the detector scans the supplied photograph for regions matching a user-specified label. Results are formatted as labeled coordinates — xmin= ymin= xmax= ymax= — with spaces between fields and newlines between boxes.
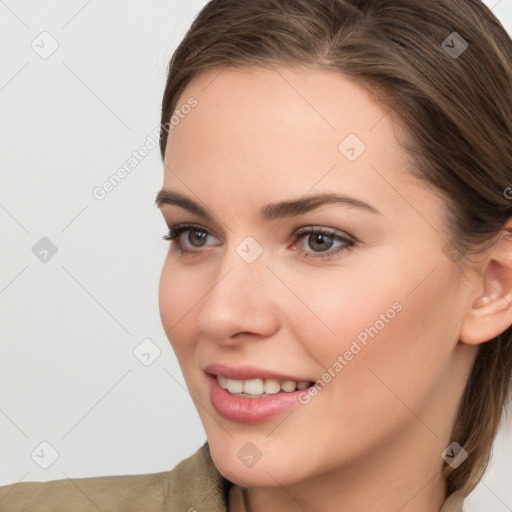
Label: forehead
xmin=166 ymin=65 xmax=399 ymax=155
xmin=162 ymin=65 xmax=428 ymax=222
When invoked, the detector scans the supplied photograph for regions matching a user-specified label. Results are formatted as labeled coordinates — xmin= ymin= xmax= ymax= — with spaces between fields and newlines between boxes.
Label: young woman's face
xmin=158 ymin=66 xmax=477 ymax=489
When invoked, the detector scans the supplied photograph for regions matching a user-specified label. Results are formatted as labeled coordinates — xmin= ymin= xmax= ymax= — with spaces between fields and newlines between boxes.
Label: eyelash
xmin=162 ymin=223 xmax=355 ymax=261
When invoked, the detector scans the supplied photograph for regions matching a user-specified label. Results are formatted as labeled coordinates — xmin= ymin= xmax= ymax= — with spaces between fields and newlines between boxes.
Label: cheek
xmin=277 ymin=259 xmax=406 ymax=367
xmin=295 ymin=244 xmax=459 ymax=358
xmin=324 ymin=271 xmax=460 ymax=435
xmin=158 ymin=260 xmax=200 ymax=356
xmin=291 ymin=254 xmax=462 ymax=410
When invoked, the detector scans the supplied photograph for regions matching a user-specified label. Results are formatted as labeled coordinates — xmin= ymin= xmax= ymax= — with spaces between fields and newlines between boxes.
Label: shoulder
xmin=0 ymin=441 xmax=230 ymax=512
xmin=0 ymin=468 xmax=172 ymax=512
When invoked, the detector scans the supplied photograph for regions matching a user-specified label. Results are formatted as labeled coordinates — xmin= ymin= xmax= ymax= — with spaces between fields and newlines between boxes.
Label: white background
xmin=1 ymin=1 xmax=511 ymax=511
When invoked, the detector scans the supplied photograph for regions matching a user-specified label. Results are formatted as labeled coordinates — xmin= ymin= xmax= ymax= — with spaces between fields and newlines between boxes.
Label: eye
xmin=162 ymin=223 xmax=355 ymax=261
xmin=162 ymin=223 xmax=219 ymax=255
xmin=292 ymin=226 xmax=354 ymax=261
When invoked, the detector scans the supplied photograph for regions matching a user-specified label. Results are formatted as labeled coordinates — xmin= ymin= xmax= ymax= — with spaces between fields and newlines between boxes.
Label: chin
xmin=207 ymin=438 xmax=307 ymax=488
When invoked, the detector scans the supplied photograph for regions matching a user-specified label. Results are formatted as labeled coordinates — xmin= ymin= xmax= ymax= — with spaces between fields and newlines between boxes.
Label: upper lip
xmin=204 ymin=362 xmax=313 ymax=382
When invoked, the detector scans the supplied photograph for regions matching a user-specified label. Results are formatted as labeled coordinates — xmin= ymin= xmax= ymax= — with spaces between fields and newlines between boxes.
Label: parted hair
xmin=160 ymin=0 xmax=512 ymax=498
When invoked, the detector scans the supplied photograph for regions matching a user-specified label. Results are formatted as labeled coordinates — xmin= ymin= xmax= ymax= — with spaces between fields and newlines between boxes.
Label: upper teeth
xmin=216 ymin=375 xmax=311 ymax=395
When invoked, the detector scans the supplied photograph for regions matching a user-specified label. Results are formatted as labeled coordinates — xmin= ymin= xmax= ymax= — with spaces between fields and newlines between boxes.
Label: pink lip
xmin=206 ymin=373 xmax=310 ymax=424
xmin=204 ymin=362 xmax=312 ymax=382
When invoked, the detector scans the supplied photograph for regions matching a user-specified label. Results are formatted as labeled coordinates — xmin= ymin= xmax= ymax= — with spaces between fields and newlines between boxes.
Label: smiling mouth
xmin=215 ymin=374 xmax=314 ymax=397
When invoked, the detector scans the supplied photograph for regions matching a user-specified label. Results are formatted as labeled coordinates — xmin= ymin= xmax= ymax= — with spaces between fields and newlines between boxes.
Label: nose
xmin=196 ymin=246 xmax=280 ymax=345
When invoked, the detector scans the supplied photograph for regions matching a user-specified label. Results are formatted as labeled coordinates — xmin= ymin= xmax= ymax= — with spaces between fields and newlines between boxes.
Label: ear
xmin=459 ymin=224 xmax=512 ymax=345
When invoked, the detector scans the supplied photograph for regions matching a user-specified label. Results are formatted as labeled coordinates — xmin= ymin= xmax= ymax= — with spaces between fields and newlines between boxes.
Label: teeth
xmin=280 ymin=380 xmax=297 ymax=392
xmin=216 ymin=375 xmax=311 ymax=396
xmin=226 ymin=378 xmax=243 ymax=394
xmin=243 ymin=379 xmax=264 ymax=394
xmin=217 ymin=375 xmax=228 ymax=389
xmin=263 ymin=379 xmax=281 ymax=394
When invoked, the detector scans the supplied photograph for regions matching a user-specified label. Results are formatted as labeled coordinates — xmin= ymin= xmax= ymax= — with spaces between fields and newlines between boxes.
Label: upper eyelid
xmin=167 ymin=223 xmax=355 ymax=244
xmin=295 ymin=225 xmax=354 ymax=239
xmin=169 ymin=222 xmax=218 ymax=238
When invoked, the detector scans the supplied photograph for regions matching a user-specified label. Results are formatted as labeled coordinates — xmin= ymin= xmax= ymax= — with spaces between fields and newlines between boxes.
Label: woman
xmin=1 ymin=0 xmax=511 ymax=511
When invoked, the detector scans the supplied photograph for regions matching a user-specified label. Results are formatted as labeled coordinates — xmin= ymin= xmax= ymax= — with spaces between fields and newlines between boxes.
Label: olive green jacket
xmin=0 ymin=441 xmax=464 ymax=511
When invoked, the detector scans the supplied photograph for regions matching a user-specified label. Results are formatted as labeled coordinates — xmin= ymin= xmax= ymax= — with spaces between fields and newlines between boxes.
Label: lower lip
xmin=207 ymin=374 xmax=309 ymax=424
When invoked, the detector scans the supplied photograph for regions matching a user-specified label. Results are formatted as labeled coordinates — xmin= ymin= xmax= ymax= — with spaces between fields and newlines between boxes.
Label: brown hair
xmin=159 ymin=0 xmax=512 ymax=498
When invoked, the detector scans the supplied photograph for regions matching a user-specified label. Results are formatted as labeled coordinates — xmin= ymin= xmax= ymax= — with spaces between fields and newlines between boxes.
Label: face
xmin=157 ymin=66 xmax=477 ymax=489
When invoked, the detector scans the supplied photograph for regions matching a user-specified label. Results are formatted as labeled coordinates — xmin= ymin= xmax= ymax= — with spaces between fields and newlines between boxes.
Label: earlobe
xmin=459 ymin=228 xmax=512 ymax=346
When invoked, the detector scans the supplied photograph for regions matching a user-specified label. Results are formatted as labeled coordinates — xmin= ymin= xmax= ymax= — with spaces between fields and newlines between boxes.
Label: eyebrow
xmin=155 ymin=189 xmax=381 ymax=220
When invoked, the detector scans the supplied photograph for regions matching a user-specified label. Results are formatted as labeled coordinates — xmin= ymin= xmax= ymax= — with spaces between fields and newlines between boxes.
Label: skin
xmin=157 ymin=66 xmax=512 ymax=512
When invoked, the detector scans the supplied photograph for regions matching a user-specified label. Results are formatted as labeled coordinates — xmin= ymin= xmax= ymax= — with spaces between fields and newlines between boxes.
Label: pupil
xmin=310 ymin=233 xmax=333 ymax=252
xmin=189 ymin=230 xmax=207 ymax=247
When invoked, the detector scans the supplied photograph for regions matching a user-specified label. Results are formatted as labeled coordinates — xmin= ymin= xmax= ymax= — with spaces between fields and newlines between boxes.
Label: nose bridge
xmin=207 ymin=235 xmax=268 ymax=308
xmin=213 ymin=232 xmax=269 ymax=292
xmin=197 ymin=235 xmax=279 ymax=340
